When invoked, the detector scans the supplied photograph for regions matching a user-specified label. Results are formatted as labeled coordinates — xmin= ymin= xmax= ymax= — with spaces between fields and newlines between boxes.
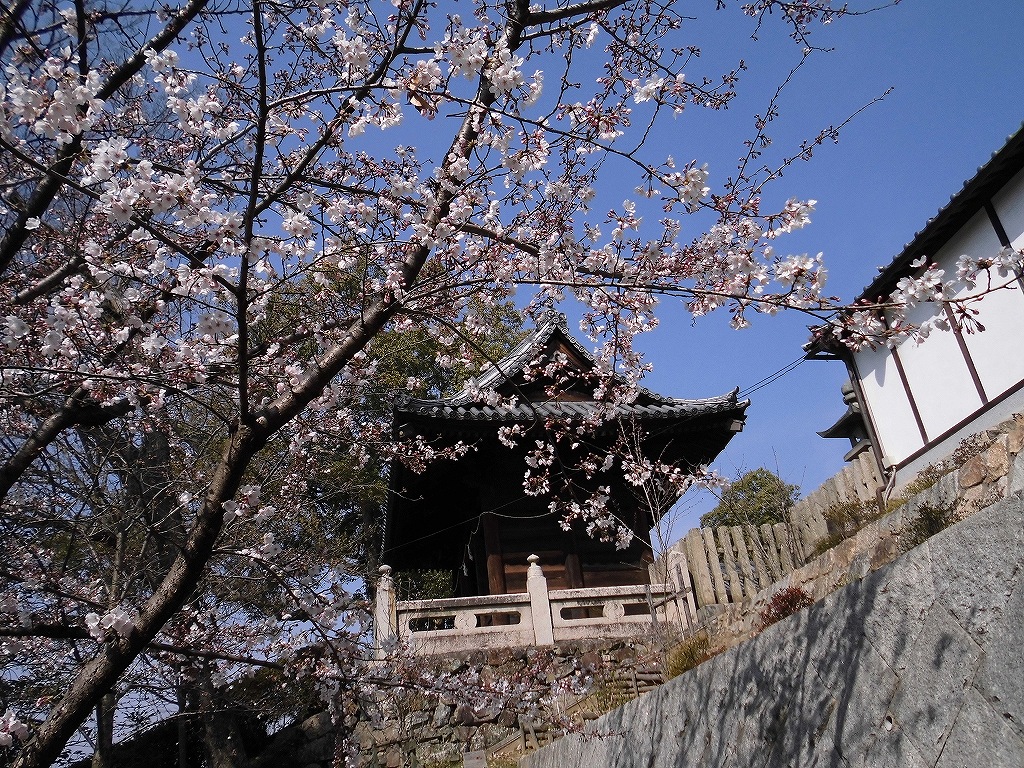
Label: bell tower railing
xmin=374 ymin=555 xmax=671 ymax=657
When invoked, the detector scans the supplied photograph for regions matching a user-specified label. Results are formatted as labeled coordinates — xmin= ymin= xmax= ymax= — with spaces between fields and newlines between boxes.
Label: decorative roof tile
xmin=399 ymin=392 xmax=745 ymax=422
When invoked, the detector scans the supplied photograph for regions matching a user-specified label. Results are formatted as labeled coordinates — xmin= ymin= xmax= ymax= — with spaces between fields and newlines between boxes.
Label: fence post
xmin=702 ymin=527 xmax=729 ymax=604
xmin=685 ymin=529 xmax=715 ymax=608
xmin=717 ymin=527 xmax=740 ymax=603
xmin=374 ymin=565 xmax=398 ymax=660
xmin=527 ymin=555 xmax=555 ymax=645
xmin=730 ymin=525 xmax=756 ymax=598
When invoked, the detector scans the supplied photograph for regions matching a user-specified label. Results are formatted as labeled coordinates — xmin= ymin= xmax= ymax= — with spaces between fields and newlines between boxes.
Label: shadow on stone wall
xmin=523 ymin=495 xmax=1024 ymax=768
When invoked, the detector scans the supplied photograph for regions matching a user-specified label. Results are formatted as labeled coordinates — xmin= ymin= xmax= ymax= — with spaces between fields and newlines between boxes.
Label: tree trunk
xmin=199 ymin=674 xmax=248 ymax=768
xmin=177 ymin=684 xmax=191 ymax=768
xmin=90 ymin=693 xmax=115 ymax=768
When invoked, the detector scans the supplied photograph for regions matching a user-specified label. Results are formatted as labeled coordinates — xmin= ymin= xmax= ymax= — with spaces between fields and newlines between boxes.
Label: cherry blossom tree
xmin=2 ymin=0 xmax=1019 ymax=764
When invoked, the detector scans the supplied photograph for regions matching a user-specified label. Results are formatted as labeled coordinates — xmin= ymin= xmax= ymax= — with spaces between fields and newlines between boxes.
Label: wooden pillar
xmin=565 ymin=552 xmax=584 ymax=589
xmin=482 ymin=514 xmax=506 ymax=595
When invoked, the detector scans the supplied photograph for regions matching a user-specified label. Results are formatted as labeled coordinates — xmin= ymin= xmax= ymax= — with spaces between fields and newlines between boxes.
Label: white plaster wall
xmin=853 ymin=200 xmax=1024 ymax=468
xmin=992 ymin=166 xmax=1024 ymax=251
xmin=852 ymin=343 xmax=923 ymax=466
xmin=963 ymin=167 xmax=1024 ymax=395
xmin=959 ymin=276 xmax=1024 ymax=396
xmin=935 ymin=206 xmax=1006 ymax=266
xmin=894 ymin=385 xmax=1024 ymax=489
xmin=929 ymin=206 xmax=1024 ymax=414
xmin=894 ymin=300 xmax=983 ymax=440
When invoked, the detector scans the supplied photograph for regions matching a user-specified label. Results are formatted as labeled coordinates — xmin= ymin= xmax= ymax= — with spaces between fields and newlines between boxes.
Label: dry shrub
xmin=898 ymin=503 xmax=959 ymax=553
xmin=757 ymin=586 xmax=814 ymax=631
xmin=665 ymin=631 xmax=714 ymax=678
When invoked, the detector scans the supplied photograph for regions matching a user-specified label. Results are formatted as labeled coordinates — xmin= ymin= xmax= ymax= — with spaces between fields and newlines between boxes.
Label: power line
xmin=738 ymin=355 xmax=806 ymax=399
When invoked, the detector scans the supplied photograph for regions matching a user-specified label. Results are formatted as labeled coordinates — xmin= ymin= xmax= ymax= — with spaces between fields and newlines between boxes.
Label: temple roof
xmin=395 ymin=311 xmax=749 ymax=425
xmin=383 ymin=312 xmax=749 ymax=576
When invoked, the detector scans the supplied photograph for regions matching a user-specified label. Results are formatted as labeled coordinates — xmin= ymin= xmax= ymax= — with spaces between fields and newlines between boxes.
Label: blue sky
xmin=628 ymin=0 xmax=1024 ymax=535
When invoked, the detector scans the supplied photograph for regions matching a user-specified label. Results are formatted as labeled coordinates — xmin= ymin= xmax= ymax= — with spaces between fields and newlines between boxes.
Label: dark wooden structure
xmin=383 ymin=312 xmax=748 ymax=597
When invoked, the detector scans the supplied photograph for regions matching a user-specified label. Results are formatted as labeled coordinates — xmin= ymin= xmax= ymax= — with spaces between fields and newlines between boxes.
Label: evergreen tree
xmin=701 ymin=468 xmax=799 ymax=529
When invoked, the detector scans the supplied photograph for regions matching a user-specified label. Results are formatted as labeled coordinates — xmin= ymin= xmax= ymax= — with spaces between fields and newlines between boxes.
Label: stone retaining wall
xmin=522 ymin=495 xmax=1024 ymax=768
xmin=247 ymin=638 xmax=667 ymax=767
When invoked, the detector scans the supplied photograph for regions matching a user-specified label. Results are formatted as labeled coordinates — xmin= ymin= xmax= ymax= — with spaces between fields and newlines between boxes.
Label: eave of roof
xmin=805 ymin=123 xmax=1024 ymax=358
xmin=817 ymin=405 xmax=862 ymax=439
xmin=397 ymin=391 xmax=749 ymax=423
xmin=857 ymin=122 xmax=1024 ymax=303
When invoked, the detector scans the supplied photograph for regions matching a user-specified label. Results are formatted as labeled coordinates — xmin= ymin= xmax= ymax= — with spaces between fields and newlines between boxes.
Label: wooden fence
xmin=785 ymin=450 xmax=885 ymax=557
xmin=657 ymin=522 xmax=805 ymax=619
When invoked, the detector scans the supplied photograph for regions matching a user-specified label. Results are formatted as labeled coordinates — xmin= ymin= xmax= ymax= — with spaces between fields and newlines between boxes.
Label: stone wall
xmin=247 ymin=638 xmax=668 ymax=768
xmin=522 ymin=494 xmax=1024 ymax=768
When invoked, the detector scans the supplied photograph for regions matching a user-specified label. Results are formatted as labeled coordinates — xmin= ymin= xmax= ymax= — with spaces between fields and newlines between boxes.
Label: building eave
xmin=857 ymin=122 xmax=1024 ymax=303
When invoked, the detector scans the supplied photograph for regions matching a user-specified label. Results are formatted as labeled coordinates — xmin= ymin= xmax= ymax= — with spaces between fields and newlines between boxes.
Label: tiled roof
xmin=395 ymin=309 xmax=747 ymax=422
xmin=398 ymin=391 xmax=745 ymax=423
xmin=857 ymin=122 xmax=1024 ymax=302
xmin=429 ymin=309 xmax=679 ymax=407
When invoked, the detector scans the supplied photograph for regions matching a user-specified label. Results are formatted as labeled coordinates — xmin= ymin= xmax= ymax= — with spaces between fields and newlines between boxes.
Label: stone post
xmin=374 ymin=565 xmax=398 ymax=660
xmin=526 ymin=555 xmax=555 ymax=645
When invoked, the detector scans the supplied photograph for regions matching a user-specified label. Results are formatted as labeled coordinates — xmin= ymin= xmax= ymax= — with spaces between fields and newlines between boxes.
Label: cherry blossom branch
xmin=0 ymin=0 xmax=211 ymax=279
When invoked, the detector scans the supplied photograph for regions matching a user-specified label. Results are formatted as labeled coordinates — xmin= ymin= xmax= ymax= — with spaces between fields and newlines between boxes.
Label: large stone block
xmin=958 ymin=455 xmax=986 ymax=488
xmin=928 ymin=496 xmax=1024 ymax=642
xmin=1007 ymin=415 xmax=1024 ymax=455
xmin=934 ymin=687 xmax=1024 ymax=768
xmin=815 ymin=637 xmax=899 ymax=758
xmin=983 ymin=437 xmax=1010 ymax=482
xmin=1009 ymin=447 xmax=1024 ymax=496
xmin=885 ymin=605 xmax=983 ymax=765
xmin=722 ymin=619 xmax=834 ymax=767
xmin=973 ymin=569 xmax=1024 ymax=739
xmin=857 ymin=720 xmax=930 ymax=768
xmin=859 ymin=545 xmax=936 ymax=674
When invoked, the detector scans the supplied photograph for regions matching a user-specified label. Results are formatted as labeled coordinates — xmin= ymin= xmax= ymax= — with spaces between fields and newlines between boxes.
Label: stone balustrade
xmin=374 ymin=555 xmax=670 ymax=657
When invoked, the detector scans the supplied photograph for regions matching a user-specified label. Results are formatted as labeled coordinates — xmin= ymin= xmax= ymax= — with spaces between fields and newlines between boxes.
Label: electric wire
xmin=738 ymin=354 xmax=807 ymax=399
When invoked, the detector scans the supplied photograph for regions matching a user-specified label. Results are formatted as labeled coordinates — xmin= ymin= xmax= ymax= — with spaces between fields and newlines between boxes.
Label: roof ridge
xmin=397 ymin=309 xmax=742 ymax=410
